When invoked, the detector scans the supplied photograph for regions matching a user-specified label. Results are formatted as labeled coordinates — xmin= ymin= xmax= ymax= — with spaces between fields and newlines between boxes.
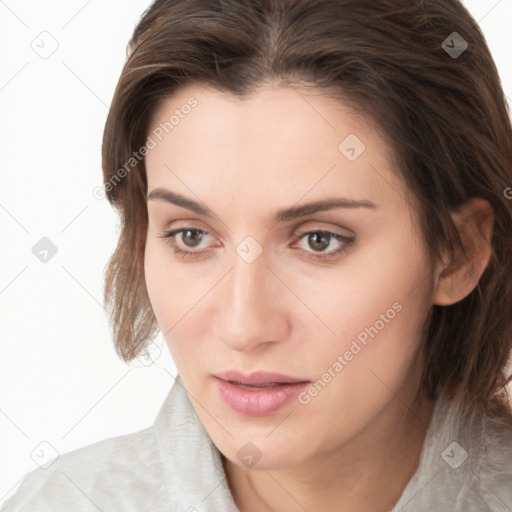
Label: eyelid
xmin=293 ymin=221 xmax=355 ymax=238
xmin=160 ymin=226 xmax=350 ymax=246
xmin=291 ymin=230 xmax=355 ymax=259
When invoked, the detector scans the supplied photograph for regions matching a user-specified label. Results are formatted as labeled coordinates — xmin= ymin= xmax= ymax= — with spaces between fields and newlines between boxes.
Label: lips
xmin=213 ymin=372 xmax=311 ymax=416
xmin=214 ymin=370 xmax=310 ymax=386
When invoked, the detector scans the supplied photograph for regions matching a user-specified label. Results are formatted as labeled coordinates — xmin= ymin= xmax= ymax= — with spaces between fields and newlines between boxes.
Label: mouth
xmin=213 ymin=370 xmax=311 ymax=416
xmin=230 ymin=382 xmax=290 ymax=390
xmin=214 ymin=369 xmax=310 ymax=386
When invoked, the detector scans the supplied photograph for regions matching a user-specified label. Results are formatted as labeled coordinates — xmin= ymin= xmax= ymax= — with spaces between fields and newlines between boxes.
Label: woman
xmin=4 ymin=0 xmax=512 ymax=510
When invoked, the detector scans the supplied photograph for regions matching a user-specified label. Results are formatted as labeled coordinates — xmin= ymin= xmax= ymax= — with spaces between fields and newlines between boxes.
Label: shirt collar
xmin=153 ymin=374 xmax=240 ymax=511
xmin=154 ymin=375 xmax=477 ymax=511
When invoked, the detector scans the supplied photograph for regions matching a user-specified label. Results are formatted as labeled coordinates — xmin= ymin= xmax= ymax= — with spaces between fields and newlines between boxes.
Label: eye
xmin=157 ymin=227 xmax=354 ymax=262
xmin=157 ymin=228 xmax=215 ymax=259
xmin=176 ymin=229 xmax=206 ymax=248
xmin=294 ymin=230 xmax=354 ymax=260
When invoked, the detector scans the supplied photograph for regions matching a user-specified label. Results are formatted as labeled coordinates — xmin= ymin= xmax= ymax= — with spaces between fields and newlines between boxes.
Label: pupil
xmin=183 ymin=230 xmax=203 ymax=247
xmin=309 ymin=232 xmax=330 ymax=251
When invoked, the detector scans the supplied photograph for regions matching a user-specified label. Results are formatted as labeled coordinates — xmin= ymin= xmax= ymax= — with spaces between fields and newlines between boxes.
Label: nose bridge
xmin=214 ymin=250 xmax=286 ymax=351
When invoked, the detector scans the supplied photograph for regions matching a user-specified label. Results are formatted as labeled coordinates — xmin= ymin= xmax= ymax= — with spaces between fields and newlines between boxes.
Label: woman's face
xmin=144 ymin=83 xmax=437 ymax=469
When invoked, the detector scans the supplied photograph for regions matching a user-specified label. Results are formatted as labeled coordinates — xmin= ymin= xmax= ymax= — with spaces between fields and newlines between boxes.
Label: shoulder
xmin=393 ymin=396 xmax=512 ymax=512
xmin=474 ymin=411 xmax=512 ymax=511
xmin=0 ymin=426 xmax=170 ymax=512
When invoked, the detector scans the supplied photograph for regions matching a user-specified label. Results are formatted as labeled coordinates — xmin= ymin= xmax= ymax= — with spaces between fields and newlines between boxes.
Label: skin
xmin=143 ymin=82 xmax=494 ymax=512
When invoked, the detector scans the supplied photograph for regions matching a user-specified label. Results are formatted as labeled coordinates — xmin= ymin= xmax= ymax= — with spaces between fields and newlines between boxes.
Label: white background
xmin=0 ymin=0 xmax=511 ymax=503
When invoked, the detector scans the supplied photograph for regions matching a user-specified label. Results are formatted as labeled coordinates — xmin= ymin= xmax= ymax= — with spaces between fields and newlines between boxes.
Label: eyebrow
xmin=147 ymin=187 xmax=377 ymax=222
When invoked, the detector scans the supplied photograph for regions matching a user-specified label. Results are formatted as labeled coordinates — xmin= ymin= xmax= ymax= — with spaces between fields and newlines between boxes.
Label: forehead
xmin=145 ymin=83 xmax=408 ymax=217
xmin=147 ymin=82 xmax=382 ymax=156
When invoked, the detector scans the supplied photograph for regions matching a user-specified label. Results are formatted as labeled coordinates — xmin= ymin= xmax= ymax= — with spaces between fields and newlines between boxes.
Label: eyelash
xmin=157 ymin=228 xmax=355 ymax=261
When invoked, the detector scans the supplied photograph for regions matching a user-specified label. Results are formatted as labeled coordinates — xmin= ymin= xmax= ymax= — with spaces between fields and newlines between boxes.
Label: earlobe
xmin=432 ymin=198 xmax=494 ymax=306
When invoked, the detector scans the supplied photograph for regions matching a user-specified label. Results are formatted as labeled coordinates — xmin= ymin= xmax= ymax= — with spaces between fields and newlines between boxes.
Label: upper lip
xmin=214 ymin=370 xmax=310 ymax=385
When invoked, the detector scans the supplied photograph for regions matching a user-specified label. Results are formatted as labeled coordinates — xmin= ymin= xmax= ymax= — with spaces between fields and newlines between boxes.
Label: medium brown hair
xmin=101 ymin=0 xmax=512 ymax=419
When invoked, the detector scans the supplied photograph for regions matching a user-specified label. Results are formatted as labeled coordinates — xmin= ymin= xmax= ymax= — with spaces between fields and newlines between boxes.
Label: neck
xmin=222 ymin=390 xmax=435 ymax=512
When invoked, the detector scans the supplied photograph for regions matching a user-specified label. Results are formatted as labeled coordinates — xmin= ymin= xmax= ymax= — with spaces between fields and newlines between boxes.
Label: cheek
xmin=143 ymin=237 xmax=190 ymax=333
xmin=144 ymin=241 xmax=191 ymax=371
xmin=143 ymin=236 xmax=218 ymax=361
xmin=306 ymin=228 xmax=430 ymax=333
xmin=144 ymin=237 xmax=168 ymax=324
xmin=300 ymin=225 xmax=433 ymax=386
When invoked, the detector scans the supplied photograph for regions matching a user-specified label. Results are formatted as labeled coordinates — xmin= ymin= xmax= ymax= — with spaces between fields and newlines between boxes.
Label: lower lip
xmin=214 ymin=377 xmax=309 ymax=416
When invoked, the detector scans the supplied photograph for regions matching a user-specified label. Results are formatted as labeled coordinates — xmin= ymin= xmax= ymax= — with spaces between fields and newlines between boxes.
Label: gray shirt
xmin=2 ymin=375 xmax=512 ymax=511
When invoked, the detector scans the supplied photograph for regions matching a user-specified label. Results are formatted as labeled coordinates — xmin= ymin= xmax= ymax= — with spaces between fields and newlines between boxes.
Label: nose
xmin=213 ymin=251 xmax=290 ymax=352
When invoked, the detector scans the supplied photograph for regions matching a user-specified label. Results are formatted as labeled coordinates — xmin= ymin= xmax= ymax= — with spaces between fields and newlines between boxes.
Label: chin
xmin=219 ymin=436 xmax=311 ymax=472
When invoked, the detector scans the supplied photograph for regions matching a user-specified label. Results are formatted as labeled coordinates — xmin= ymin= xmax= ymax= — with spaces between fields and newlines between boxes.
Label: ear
xmin=432 ymin=198 xmax=494 ymax=306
